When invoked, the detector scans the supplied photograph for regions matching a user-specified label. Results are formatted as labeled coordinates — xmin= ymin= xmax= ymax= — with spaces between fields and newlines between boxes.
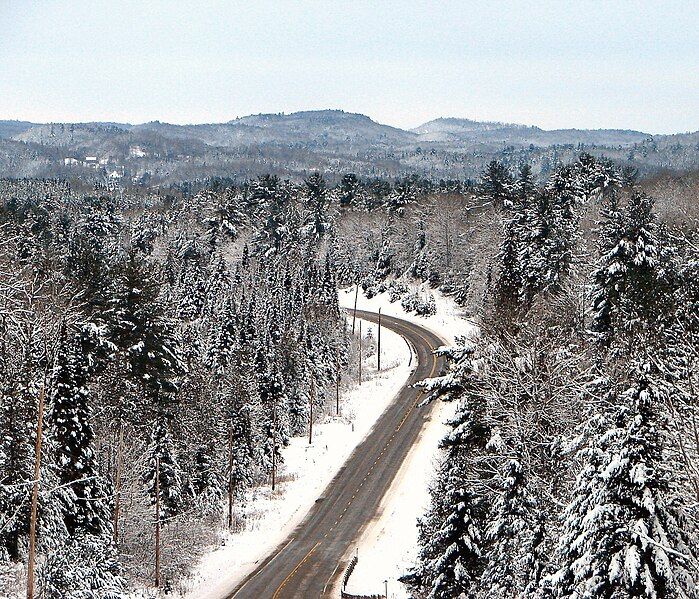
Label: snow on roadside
xmin=178 ymin=318 xmax=414 ymax=599
xmin=338 ymin=284 xmax=476 ymax=346
xmin=342 ymin=398 xmax=456 ymax=599
xmin=339 ymin=285 xmax=474 ymax=598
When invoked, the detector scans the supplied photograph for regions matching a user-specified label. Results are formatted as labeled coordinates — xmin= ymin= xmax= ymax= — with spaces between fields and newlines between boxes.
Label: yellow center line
xmin=271 ymin=318 xmax=441 ymax=598
xmin=271 ymin=541 xmax=321 ymax=599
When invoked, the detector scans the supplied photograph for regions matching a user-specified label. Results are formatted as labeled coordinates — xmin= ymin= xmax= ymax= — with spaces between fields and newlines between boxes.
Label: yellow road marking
xmin=271 ymin=542 xmax=321 ymax=599
xmin=268 ymin=317 xmax=441 ymax=598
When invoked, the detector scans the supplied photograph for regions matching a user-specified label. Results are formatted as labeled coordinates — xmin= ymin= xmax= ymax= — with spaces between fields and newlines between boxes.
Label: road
xmin=225 ymin=309 xmax=446 ymax=599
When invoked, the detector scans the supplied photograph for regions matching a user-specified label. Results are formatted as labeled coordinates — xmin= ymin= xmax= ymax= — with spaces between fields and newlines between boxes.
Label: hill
xmin=0 ymin=110 xmax=696 ymax=183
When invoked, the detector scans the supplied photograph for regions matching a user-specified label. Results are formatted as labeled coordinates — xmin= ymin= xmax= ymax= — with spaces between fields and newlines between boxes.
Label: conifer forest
xmin=1 ymin=153 xmax=698 ymax=598
xmin=2 ymin=3 xmax=699 ymax=597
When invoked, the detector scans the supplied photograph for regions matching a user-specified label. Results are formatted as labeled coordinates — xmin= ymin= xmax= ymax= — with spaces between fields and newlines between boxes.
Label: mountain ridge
xmin=1 ymin=109 xmax=697 ymax=183
xmin=1 ymin=109 xmax=668 ymax=141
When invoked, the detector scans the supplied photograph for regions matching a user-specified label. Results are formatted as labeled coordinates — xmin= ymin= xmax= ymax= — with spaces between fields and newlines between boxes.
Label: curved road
xmin=225 ymin=309 xmax=446 ymax=599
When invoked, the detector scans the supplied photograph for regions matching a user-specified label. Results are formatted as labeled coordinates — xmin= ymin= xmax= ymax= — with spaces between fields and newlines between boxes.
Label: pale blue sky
xmin=1 ymin=0 xmax=697 ymax=133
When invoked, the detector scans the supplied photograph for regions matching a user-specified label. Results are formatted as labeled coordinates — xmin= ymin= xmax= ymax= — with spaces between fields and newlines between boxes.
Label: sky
xmin=1 ymin=0 xmax=697 ymax=134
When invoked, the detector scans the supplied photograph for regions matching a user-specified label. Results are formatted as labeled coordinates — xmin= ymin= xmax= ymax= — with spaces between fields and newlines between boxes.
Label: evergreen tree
xmin=39 ymin=533 xmax=126 ymax=599
xmin=143 ymin=416 xmax=183 ymax=522
xmin=477 ymin=160 xmax=514 ymax=209
xmin=423 ymin=458 xmax=484 ymax=599
xmin=227 ymin=386 xmax=255 ymax=502
xmin=303 ymin=172 xmax=330 ymax=239
xmin=102 ymin=249 xmax=183 ymax=402
xmin=190 ymin=443 xmax=225 ymax=514
xmin=48 ymin=325 xmax=112 ymax=537
xmin=0 ymin=374 xmax=38 ymax=560
xmin=590 ymin=192 xmax=672 ymax=346
xmin=547 ymin=374 xmax=699 ymax=598
xmin=254 ymin=347 xmax=289 ymax=476
xmin=339 ymin=173 xmax=360 ymax=208
xmin=480 ymin=458 xmax=538 ymax=598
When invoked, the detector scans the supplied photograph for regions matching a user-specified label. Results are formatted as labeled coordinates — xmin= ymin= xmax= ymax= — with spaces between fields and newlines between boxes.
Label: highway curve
xmin=224 ymin=309 xmax=446 ymax=599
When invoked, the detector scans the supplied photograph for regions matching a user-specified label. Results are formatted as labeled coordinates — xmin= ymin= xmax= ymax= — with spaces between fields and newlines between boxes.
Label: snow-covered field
xmin=178 ymin=317 xmax=414 ymax=599
xmin=338 ymin=285 xmax=476 ymax=598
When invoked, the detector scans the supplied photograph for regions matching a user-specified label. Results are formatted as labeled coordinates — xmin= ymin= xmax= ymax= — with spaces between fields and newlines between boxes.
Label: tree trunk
xmin=26 ymin=382 xmax=46 ymax=599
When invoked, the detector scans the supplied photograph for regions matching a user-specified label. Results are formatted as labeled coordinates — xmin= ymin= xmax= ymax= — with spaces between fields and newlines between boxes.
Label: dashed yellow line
xmin=272 ymin=542 xmax=321 ymax=599
xmin=270 ymin=319 xmax=440 ymax=598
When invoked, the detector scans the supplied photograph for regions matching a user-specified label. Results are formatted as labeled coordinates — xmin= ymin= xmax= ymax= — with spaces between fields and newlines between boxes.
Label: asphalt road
xmin=224 ymin=309 xmax=446 ymax=599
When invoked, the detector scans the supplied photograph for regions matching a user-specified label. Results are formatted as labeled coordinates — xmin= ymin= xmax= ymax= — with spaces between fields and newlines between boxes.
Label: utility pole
xmin=352 ymin=284 xmax=359 ymax=334
xmin=336 ymin=369 xmax=340 ymax=416
xmin=227 ymin=423 xmax=234 ymax=529
xmin=26 ymin=382 xmax=46 ymax=599
xmin=384 ymin=579 xmax=388 ymax=598
xmin=309 ymin=377 xmax=315 ymax=445
xmin=377 ymin=307 xmax=382 ymax=372
xmin=113 ymin=419 xmax=124 ymax=544
xmin=271 ymin=401 xmax=277 ymax=491
xmin=358 ymin=321 xmax=363 ymax=384
xmin=154 ymin=456 xmax=161 ymax=589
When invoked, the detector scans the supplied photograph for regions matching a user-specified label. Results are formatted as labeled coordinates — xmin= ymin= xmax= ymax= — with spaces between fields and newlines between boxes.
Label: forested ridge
xmin=0 ymin=154 xmax=698 ymax=597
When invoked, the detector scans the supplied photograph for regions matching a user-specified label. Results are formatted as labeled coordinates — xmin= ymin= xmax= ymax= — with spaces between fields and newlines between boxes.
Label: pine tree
xmin=48 ymin=325 xmax=112 ymax=537
xmin=339 ymin=173 xmax=360 ymax=208
xmin=409 ymin=343 xmax=489 ymax=597
xmin=480 ymin=458 xmax=538 ymax=598
xmin=143 ymin=416 xmax=183 ymax=522
xmin=303 ymin=172 xmax=330 ymax=240
xmin=0 ymin=374 xmax=38 ymax=560
xmin=252 ymin=175 xmax=292 ymax=255
xmin=494 ymin=174 xmax=529 ymax=314
xmin=590 ymin=192 xmax=673 ymax=346
xmin=477 ymin=160 xmax=514 ymax=209
xmin=227 ymin=387 xmax=255 ymax=502
xmin=102 ymin=249 xmax=183 ymax=402
xmin=421 ymin=456 xmax=484 ymax=599
xmin=190 ymin=443 xmax=225 ymax=514
xmin=38 ymin=531 xmax=126 ymax=598
xmin=547 ymin=374 xmax=699 ymax=598
xmin=203 ymin=251 xmax=230 ymax=317
xmin=202 ymin=187 xmax=246 ymax=249
xmin=254 ymin=347 xmax=289 ymax=477
xmin=205 ymin=296 xmax=238 ymax=373
xmin=385 ymin=177 xmax=417 ymax=215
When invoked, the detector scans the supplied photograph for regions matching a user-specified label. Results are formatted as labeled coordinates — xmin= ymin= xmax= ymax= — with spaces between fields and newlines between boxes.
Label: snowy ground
xmin=178 ymin=317 xmax=414 ymax=599
xmin=338 ymin=284 xmax=475 ymax=346
xmin=338 ymin=285 xmax=476 ymax=598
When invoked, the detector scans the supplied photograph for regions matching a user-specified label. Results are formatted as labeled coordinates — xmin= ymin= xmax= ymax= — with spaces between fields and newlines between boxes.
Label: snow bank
xmin=179 ymin=318 xmax=414 ymax=599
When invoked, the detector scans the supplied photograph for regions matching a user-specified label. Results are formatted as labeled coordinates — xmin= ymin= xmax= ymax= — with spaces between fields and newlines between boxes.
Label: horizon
xmin=2 ymin=108 xmax=696 ymax=136
xmin=2 ymin=1 xmax=698 ymax=136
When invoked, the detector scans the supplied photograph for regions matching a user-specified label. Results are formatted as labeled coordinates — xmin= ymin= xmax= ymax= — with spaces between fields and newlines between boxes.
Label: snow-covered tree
xmin=590 ymin=192 xmax=673 ymax=346
xmin=143 ymin=416 xmax=184 ymax=522
xmin=48 ymin=324 xmax=112 ymax=537
xmin=547 ymin=374 xmax=699 ymax=598
xmin=481 ymin=458 xmax=539 ymax=597
xmin=477 ymin=160 xmax=514 ymax=209
xmin=417 ymin=456 xmax=484 ymax=599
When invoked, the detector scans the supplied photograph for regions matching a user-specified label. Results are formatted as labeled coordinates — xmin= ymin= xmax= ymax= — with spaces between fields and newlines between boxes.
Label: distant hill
xmin=0 ymin=110 xmax=696 ymax=183
xmin=413 ymin=117 xmax=649 ymax=147
xmin=0 ymin=120 xmax=35 ymax=139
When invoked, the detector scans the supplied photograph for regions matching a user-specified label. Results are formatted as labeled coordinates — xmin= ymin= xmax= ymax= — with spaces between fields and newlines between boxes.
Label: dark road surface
xmin=224 ymin=309 xmax=446 ymax=599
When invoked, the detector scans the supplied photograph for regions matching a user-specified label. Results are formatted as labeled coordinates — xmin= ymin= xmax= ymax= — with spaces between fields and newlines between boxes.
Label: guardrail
xmin=339 ymin=554 xmax=386 ymax=599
